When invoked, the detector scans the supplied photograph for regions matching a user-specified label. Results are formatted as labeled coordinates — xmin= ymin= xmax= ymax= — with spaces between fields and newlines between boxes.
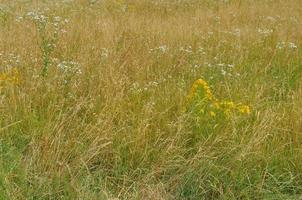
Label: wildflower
xmin=158 ymin=45 xmax=168 ymax=53
xmin=54 ymin=16 xmax=61 ymax=22
xmin=288 ymin=42 xmax=298 ymax=49
xmin=237 ymin=104 xmax=251 ymax=115
xmin=198 ymin=47 xmax=206 ymax=55
xmin=220 ymin=101 xmax=235 ymax=109
xmin=188 ymin=79 xmax=251 ymax=119
xmin=0 ymin=68 xmax=20 ymax=85
xmin=189 ymin=79 xmax=215 ymax=101
xmin=57 ymin=61 xmax=82 ymax=75
xmin=277 ymin=42 xmax=286 ymax=49
xmin=257 ymin=28 xmax=273 ymax=37
xmin=129 ymin=82 xmax=142 ymax=94
xmin=100 ymin=48 xmax=109 ymax=58
xmin=277 ymin=42 xmax=297 ymax=50
xmin=209 ymin=111 xmax=216 ymax=117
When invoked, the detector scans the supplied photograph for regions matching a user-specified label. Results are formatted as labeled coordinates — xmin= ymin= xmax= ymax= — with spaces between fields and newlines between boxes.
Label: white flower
xmin=288 ymin=42 xmax=298 ymax=49
xmin=158 ymin=45 xmax=168 ymax=53
xmin=258 ymin=28 xmax=273 ymax=37
xmin=100 ymin=48 xmax=109 ymax=58
xmin=276 ymin=41 xmax=298 ymax=50
xmin=54 ymin=16 xmax=61 ymax=22
xmin=276 ymin=42 xmax=286 ymax=49
xmin=57 ymin=60 xmax=82 ymax=75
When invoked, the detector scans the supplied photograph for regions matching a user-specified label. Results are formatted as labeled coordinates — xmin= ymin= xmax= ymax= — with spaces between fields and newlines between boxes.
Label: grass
xmin=0 ymin=0 xmax=302 ymax=199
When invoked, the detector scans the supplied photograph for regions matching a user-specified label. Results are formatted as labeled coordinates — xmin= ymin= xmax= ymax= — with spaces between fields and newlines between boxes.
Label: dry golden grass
xmin=0 ymin=0 xmax=302 ymax=199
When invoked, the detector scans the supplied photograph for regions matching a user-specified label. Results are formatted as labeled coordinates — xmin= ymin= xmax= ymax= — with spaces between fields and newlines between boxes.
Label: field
xmin=0 ymin=0 xmax=302 ymax=199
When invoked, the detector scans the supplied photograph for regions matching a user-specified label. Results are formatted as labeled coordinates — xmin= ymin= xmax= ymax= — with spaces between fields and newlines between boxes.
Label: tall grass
xmin=0 ymin=0 xmax=302 ymax=199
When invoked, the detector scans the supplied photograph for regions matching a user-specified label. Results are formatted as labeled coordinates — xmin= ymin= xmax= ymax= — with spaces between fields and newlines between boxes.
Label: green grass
xmin=0 ymin=0 xmax=302 ymax=199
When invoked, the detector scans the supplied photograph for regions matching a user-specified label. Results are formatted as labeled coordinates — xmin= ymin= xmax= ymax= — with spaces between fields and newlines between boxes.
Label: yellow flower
xmin=188 ymin=78 xmax=252 ymax=118
xmin=219 ymin=101 xmax=235 ymax=109
xmin=209 ymin=111 xmax=216 ymax=117
xmin=237 ymin=105 xmax=251 ymax=115
xmin=0 ymin=68 xmax=20 ymax=85
xmin=189 ymin=79 xmax=215 ymax=101
xmin=10 ymin=68 xmax=20 ymax=85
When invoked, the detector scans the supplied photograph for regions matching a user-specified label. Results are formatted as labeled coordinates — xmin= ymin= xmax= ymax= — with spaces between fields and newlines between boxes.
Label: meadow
xmin=0 ymin=0 xmax=302 ymax=199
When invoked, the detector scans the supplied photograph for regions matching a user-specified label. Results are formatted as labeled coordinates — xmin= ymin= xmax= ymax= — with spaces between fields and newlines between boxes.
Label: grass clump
xmin=0 ymin=0 xmax=302 ymax=199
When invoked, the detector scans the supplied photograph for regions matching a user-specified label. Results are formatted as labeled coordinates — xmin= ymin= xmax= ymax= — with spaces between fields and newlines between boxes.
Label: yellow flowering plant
xmin=187 ymin=79 xmax=251 ymax=119
xmin=0 ymin=68 xmax=20 ymax=88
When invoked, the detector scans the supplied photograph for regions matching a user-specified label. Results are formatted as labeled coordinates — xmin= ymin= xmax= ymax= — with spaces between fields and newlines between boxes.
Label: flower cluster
xmin=0 ymin=68 xmax=20 ymax=86
xmin=57 ymin=60 xmax=82 ymax=75
xmin=276 ymin=42 xmax=298 ymax=50
xmin=188 ymin=79 xmax=251 ymax=118
xmin=189 ymin=79 xmax=215 ymax=101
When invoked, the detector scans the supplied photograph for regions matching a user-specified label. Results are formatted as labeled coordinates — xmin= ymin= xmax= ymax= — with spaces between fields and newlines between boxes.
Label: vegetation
xmin=0 ymin=0 xmax=302 ymax=199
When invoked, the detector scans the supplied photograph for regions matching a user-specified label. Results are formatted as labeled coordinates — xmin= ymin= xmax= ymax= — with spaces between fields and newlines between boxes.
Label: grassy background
xmin=0 ymin=0 xmax=302 ymax=199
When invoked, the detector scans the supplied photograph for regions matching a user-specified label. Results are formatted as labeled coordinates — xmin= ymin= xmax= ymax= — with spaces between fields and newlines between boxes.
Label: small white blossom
xmin=288 ymin=42 xmax=298 ymax=49
xmin=258 ymin=28 xmax=273 ymax=37
xmin=57 ymin=60 xmax=82 ymax=75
